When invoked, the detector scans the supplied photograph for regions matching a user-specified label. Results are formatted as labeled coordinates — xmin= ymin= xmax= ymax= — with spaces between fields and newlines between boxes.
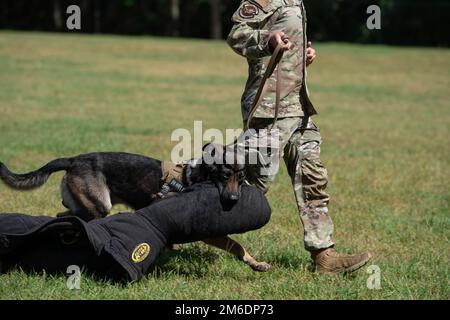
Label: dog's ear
xmin=182 ymin=158 xmax=202 ymax=186
xmin=224 ymin=144 xmax=245 ymax=166
xmin=202 ymin=143 xmax=212 ymax=152
xmin=202 ymin=143 xmax=225 ymax=165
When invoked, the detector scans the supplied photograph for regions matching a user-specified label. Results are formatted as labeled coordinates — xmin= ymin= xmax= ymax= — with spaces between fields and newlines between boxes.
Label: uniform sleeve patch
xmin=239 ymin=3 xmax=260 ymax=19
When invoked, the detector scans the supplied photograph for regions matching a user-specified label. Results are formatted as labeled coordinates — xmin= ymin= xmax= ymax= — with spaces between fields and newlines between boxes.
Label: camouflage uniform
xmin=228 ymin=0 xmax=334 ymax=251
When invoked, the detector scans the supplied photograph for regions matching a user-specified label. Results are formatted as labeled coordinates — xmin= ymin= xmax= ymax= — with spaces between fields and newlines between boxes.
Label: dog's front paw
xmin=250 ymin=261 xmax=271 ymax=272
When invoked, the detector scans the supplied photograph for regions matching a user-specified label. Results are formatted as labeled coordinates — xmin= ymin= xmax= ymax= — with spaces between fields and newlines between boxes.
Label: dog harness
xmin=158 ymin=161 xmax=186 ymax=198
xmin=0 ymin=184 xmax=271 ymax=282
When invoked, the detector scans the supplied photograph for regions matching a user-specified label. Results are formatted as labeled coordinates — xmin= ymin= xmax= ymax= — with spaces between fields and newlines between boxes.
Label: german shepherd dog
xmin=0 ymin=146 xmax=271 ymax=272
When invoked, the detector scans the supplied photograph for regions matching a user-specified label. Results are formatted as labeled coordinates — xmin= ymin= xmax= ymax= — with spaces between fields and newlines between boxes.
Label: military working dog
xmin=0 ymin=146 xmax=245 ymax=221
xmin=0 ymin=147 xmax=271 ymax=272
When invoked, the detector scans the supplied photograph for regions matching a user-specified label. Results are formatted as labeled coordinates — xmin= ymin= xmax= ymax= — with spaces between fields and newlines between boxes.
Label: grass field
xmin=0 ymin=31 xmax=448 ymax=300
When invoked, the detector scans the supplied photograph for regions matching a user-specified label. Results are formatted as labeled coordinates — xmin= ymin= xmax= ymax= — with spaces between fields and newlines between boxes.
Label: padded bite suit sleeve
xmin=0 ymin=185 xmax=271 ymax=282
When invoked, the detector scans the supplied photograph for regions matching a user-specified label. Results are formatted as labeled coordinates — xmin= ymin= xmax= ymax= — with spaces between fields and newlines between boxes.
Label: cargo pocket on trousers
xmin=301 ymin=158 xmax=329 ymax=202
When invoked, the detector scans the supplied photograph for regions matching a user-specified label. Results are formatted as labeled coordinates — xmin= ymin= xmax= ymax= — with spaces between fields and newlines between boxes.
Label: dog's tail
xmin=0 ymin=158 xmax=72 ymax=190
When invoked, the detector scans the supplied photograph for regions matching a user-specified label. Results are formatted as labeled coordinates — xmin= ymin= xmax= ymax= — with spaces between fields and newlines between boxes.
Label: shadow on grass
xmin=1 ymin=245 xmax=231 ymax=287
xmin=267 ymin=250 xmax=311 ymax=271
xmin=148 ymin=246 xmax=221 ymax=279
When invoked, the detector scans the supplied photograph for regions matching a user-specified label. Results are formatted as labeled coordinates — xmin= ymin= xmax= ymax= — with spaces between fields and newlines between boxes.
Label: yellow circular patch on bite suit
xmin=131 ymin=243 xmax=151 ymax=263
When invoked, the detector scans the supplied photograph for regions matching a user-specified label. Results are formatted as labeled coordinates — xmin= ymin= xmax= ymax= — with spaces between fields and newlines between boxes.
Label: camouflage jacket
xmin=227 ymin=0 xmax=317 ymax=121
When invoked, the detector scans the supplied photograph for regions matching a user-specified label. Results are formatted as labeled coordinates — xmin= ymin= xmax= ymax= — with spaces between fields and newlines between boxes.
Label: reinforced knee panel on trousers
xmin=0 ymin=184 xmax=271 ymax=282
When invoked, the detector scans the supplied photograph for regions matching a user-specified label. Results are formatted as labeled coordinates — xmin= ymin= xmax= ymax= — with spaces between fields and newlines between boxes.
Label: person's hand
xmin=306 ymin=41 xmax=317 ymax=66
xmin=269 ymin=31 xmax=292 ymax=52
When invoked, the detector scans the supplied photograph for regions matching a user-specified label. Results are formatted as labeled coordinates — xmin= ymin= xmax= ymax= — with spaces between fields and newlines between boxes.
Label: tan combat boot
xmin=311 ymin=247 xmax=372 ymax=274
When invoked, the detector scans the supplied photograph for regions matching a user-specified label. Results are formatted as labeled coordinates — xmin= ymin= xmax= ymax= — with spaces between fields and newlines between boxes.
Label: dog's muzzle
xmin=217 ymin=182 xmax=241 ymax=203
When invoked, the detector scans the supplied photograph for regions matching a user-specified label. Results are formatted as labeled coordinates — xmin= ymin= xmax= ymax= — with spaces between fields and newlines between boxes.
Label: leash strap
xmin=245 ymin=43 xmax=284 ymax=132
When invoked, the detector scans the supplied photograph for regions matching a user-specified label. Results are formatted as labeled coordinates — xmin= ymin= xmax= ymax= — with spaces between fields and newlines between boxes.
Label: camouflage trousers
xmin=240 ymin=116 xmax=335 ymax=251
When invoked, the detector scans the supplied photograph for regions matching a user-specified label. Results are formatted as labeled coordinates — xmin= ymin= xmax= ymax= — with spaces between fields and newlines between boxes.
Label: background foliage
xmin=0 ymin=0 xmax=449 ymax=46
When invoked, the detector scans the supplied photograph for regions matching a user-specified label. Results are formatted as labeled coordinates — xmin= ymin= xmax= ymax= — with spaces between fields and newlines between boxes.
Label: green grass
xmin=0 ymin=31 xmax=449 ymax=300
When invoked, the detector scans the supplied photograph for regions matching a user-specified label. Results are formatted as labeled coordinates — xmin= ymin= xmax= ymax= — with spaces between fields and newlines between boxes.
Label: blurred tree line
xmin=0 ymin=0 xmax=448 ymax=46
